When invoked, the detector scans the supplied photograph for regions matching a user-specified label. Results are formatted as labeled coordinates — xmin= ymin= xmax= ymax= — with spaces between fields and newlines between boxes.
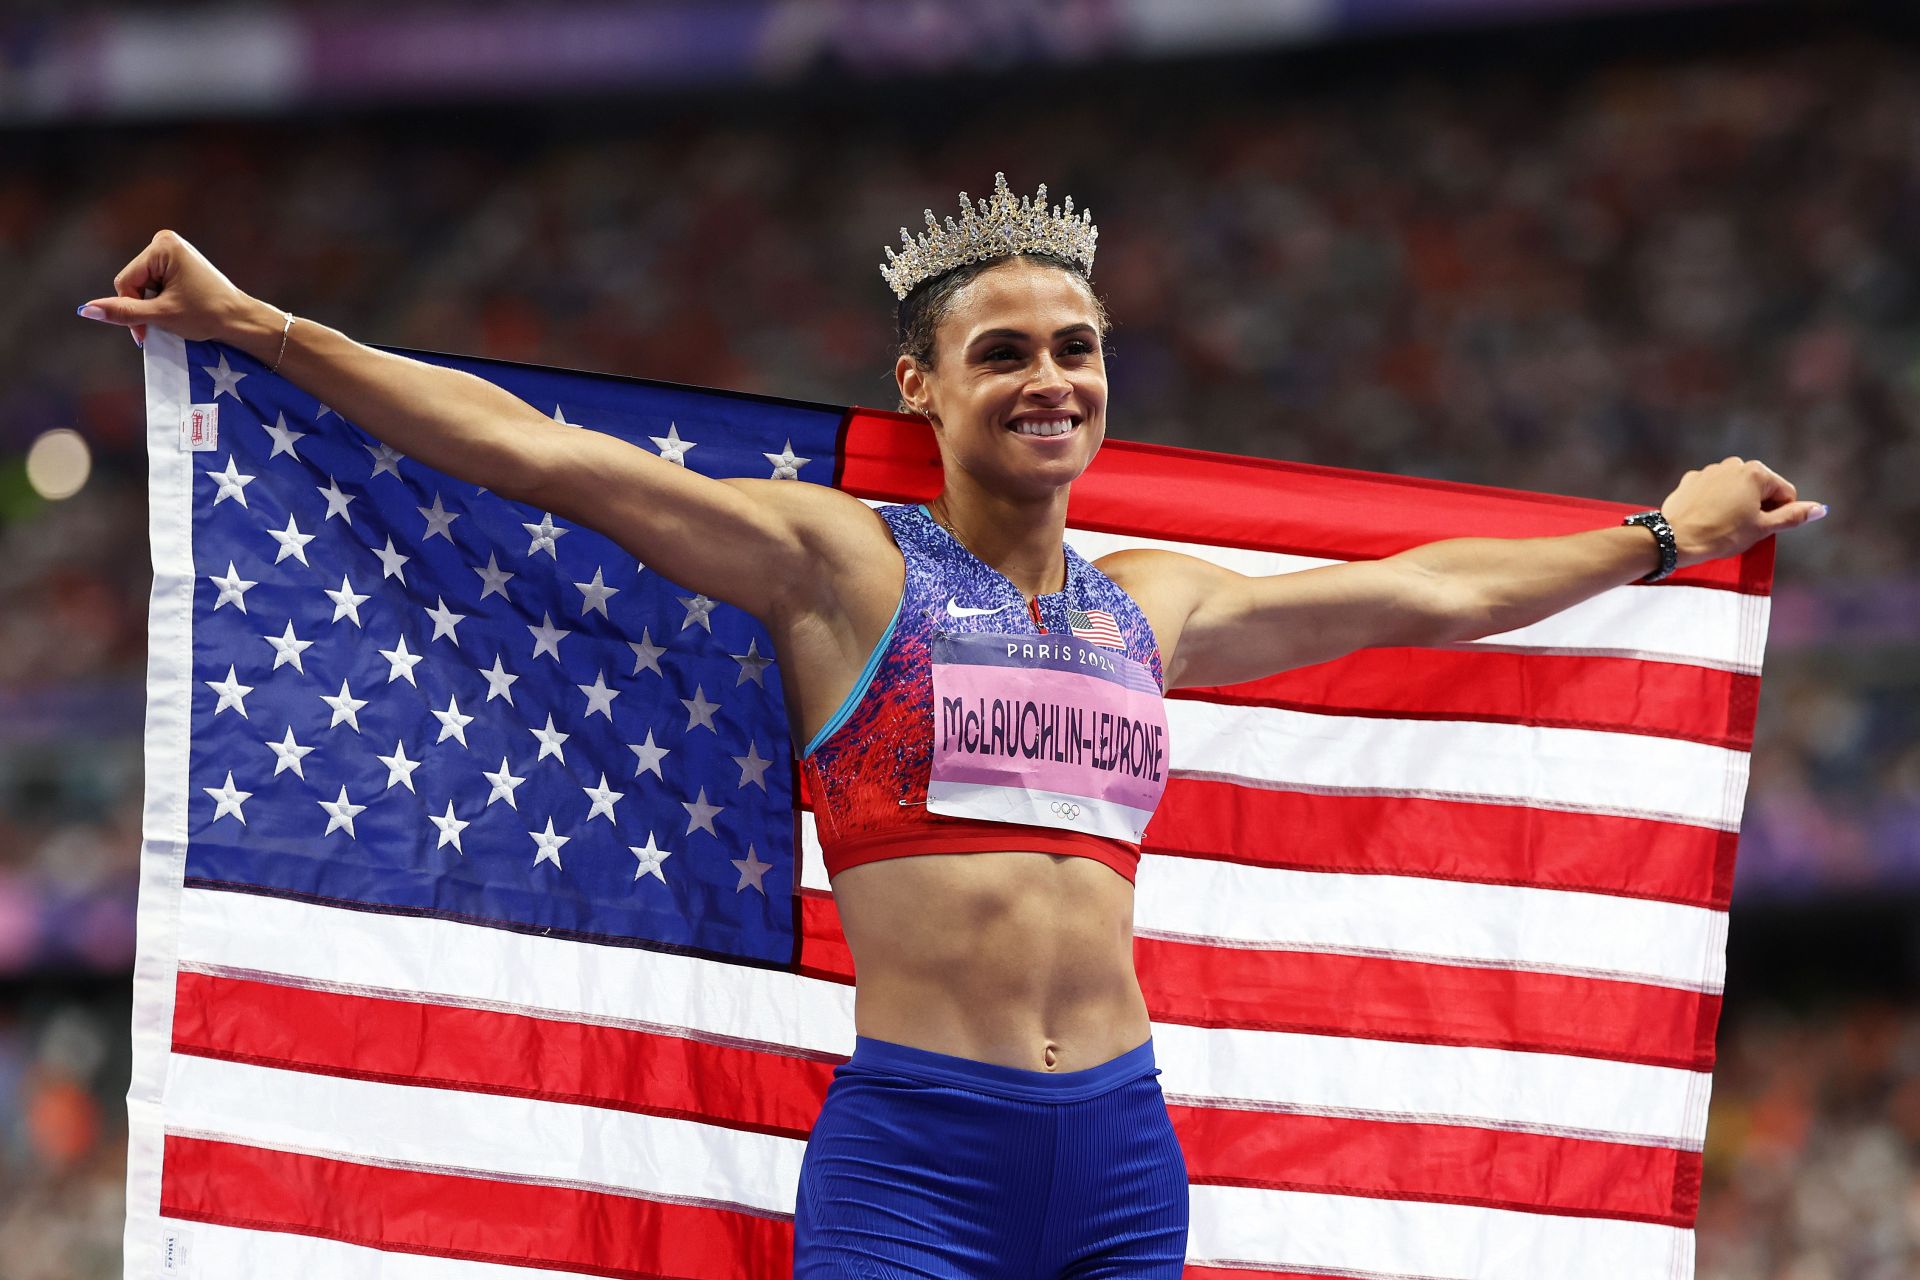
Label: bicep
xmin=523 ymin=425 xmax=875 ymax=623
xmin=1167 ymin=556 xmax=1457 ymax=689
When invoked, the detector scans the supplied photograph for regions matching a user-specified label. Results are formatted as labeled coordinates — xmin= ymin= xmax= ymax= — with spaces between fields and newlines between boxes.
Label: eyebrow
xmin=968 ymin=324 xmax=1098 ymax=345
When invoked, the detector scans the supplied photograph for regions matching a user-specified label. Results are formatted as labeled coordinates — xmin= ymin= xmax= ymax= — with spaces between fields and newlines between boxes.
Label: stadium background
xmin=4 ymin=0 xmax=1918 ymax=1274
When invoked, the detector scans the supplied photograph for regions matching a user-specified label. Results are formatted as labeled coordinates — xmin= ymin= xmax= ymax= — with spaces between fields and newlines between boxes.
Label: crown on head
xmin=880 ymin=172 xmax=1098 ymax=301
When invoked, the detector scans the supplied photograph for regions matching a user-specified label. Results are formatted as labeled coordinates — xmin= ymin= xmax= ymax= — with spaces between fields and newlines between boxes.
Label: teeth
xmin=1012 ymin=418 xmax=1076 ymax=437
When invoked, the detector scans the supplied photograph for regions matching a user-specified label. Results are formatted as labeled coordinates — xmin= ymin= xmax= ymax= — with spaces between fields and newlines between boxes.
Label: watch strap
xmin=1622 ymin=510 xmax=1679 ymax=583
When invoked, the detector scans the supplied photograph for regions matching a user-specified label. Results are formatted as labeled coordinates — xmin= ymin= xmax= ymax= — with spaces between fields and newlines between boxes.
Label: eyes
xmin=978 ymin=339 xmax=1098 ymax=364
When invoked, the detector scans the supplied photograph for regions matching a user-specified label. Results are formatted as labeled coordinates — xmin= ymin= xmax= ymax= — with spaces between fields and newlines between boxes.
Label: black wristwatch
xmin=1622 ymin=510 xmax=1678 ymax=583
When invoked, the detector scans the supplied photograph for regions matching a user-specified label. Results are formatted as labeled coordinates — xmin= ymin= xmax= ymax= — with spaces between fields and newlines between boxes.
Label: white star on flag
xmin=265 ymin=727 xmax=313 ymax=778
xmin=729 ymin=638 xmax=773 ymax=686
xmin=264 ymin=621 xmax=313 ymax=672
xmin=204 ymin=352 xmax=248 ymax=400
xmin=431 ymin=696 xmax=475 ymax=747
xmin=379 ymin=634 xmax=424 ymax=685
xmin=731 ymin=846 xmax=772 ymax=895
xmin=681 ymin=787 xmax=724 ymax=837
xmin=764 ymin=439 xmax=810 ymax=479
xmin=428 ymin=802 xmax=470 ymax=854
xmin=266 ymin=514 xmax=314 ymax=565
xmin=574 ymin=567 xmax=619 ymax=617
xmin=263 ymin=412 xmax=305 ymax=459
xmin=209 ymin=562 xmax=256 ymax=613
xmin=474 ymin=552 xmax=515 ymax=601
xmin=376 ymin=740 xmax=422 ymax=792
xmin=372 ymin=537 xmax=411 ymax=582
xmin=318 ymin=786 xmax=366 ymax=838
xmin=681 ymin=686 xmax=720 ymax=732
xmin=583 ymin=774 xmax=622 ymax=823
xmin=732 ymin=741 xmax=772 ymax=791
xmin=325 ymin=576 xmax=369 ymax=626
xmin=628 ymin=730 xmax=670 ymax=779
xmin=628 ymin=629 xmax=666 ymax=676
xmin=205 ymin=666 xmax=252 ymax=718
xmin=423 ymin=596 xmax=467 ymax=644
xmin=317 ymin=476 xmax=355 ymax=523
xmin=365 ymin=441 xmax=405 ymax=479
xmin=630 ymin=834 xmax=672 ymax=884
xmin=530 ymin=715 xmax=569 ymax=763
xmin=522 ymin=512 xmax=566 ymax=558
xmin=483 ymin=758 xmax=526 ymax=809
xmin=677 ymin=593 xmax=717 ymax=632
xmin=206 ymin=456 xmax=255 ymax=507
xmin=530 ymin=819 xmax=570 ymax=869
xmin=650 ymin=423 xmax=696 ymax=465
xmin=527 ymin=613 xmax=570 ymax=662
xmin=417 ymin=493 xmax=460 ymax=541
xmin=577 ymin=671 xmax=619 ymax=719
xmin=204 ymin=772 xmax=251 ymax=825
xmin=479 ymin=655 xmax=518 ymax=704
xmin=321 ymin=679 xmax=368 ymax=732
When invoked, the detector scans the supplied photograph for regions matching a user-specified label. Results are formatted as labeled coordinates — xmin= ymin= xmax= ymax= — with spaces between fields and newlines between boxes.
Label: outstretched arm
xmin=1106 ymin=457 xmax=1825 ymax=691
xmin=79 ymin=230 xmax=887 ymax=627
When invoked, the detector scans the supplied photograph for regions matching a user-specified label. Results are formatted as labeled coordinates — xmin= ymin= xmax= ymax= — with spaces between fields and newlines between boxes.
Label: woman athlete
xmin=84 ymin=176 xmax=1821 ymax=1278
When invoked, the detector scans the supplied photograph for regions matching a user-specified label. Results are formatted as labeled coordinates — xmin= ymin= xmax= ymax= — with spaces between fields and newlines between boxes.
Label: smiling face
xmin=895 ymin=257 xmax=1109 ymax=504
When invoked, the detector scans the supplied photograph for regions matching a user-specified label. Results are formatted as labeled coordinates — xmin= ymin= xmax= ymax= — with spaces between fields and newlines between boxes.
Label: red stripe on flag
xmin=1169 ymin=1104 xmax=1700 ymax=1225
xmin=797 ymin=891 xmax=1717 ymax=1068
xmin=1136 ymin=935 xmax=1719 ymax=1071
xmin=1180 ymin=648 xmax=1759 ymax=750
xmin=837 ymin=408 xmax=1772 ymax=594
xmin=1145 ymin=780 xmax=1740 ymax=910
xmin=162 ymin=1135 xmax=792 ymax=1280
xmin=172 ymin=970 xmax=836 ymax=1139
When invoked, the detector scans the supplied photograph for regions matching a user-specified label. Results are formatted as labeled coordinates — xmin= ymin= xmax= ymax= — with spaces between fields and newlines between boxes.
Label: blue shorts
xmin=793 ymin=1035 xmax=1189 ymax=1279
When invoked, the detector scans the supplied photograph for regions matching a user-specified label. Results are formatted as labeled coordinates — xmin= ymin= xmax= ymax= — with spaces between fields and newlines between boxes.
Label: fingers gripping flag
xmin=129 ymin=329 xmax=1773 ymax=1279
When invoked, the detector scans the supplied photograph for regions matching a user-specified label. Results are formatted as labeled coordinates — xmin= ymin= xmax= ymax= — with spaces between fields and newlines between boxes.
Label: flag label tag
xmin=180 ymin=404 xmax=218 ymax=452
xmin=158 ymin=1227 xmax=193 ymax=1274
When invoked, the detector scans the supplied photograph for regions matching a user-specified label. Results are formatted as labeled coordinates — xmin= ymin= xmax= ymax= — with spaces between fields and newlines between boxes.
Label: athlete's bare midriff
xmin=829 ymin=850 xmax=1152 ymax=1073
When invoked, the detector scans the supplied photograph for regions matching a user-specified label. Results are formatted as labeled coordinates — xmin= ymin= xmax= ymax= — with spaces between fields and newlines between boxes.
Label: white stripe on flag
xmin=165 ymin=1054 xmax=805 ymax=1216
xmin=1065 ymin=526 xmax=1768 ymax=674
xmin=158 ymin=1221 xmax=604 ymax=1280
xmin=1187 ymin=1183 xmax=1694 ymax=1280
xmin=176 ymin=888 xmax=856 ymax=1057
xmin=1153 ymin=1021 xmax=1712 ymax=1149
xmin=800 ymin=815 xmax=1730 ymax=993
xmin=1133 ymin=855 xmax=1729 ymax=992
xmin=1165 ymin=700 xmax=1749 ymax=829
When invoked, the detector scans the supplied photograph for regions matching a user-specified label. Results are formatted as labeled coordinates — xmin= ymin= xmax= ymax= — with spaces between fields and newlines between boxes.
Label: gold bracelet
xmin=269 ymin=309 xmax=296 ymax=374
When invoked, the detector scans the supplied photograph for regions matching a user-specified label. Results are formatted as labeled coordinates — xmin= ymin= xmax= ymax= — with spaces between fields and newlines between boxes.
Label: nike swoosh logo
xmin=945 ymin=597 xmax=1015 ymax=619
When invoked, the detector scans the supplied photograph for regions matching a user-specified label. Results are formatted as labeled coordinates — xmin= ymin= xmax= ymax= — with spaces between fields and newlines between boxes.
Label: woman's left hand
xmin=1660 ymin=456 xmax=1826 ymax=568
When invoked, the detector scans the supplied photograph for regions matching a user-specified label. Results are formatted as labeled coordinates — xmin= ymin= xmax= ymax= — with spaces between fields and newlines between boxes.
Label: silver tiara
xmin=879 ymin=172 xmax=1098 ymax=301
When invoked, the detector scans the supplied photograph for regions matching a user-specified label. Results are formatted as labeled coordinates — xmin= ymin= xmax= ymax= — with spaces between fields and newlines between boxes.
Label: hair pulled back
xmin=894 ymin=251 xmax=1111 ymax=371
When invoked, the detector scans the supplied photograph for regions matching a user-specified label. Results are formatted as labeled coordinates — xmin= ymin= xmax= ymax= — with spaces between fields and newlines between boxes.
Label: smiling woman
xmin=82 ymin=172 xmax=1819 ymax=1280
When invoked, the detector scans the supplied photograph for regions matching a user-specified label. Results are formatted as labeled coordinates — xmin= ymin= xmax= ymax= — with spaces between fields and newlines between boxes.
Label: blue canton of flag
xmin=183 ymin=343 xmax=841 ymax=966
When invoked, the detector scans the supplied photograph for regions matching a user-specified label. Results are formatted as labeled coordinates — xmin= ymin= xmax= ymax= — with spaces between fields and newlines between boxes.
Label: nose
xmin=1025 ymin=349 xmax=1072 ymax=402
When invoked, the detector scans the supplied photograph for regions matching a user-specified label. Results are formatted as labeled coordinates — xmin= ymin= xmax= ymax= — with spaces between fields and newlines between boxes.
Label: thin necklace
xmin=928 ymin=499 xmax=1065 ymax=598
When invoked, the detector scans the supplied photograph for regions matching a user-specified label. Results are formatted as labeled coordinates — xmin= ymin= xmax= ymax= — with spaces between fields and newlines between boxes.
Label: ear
xmin=895 ymin=353 xmax=935 ymax=421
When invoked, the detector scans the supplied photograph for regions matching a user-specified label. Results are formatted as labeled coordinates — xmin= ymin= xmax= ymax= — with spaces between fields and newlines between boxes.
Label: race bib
xmin=927 ymin=631 xmax=1169 ymax=841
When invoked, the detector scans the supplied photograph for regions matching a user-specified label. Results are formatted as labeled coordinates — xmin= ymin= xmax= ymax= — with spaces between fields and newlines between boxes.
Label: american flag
xmin=128 ymin=328 xmax=1769 ymax=1278
xmin=1066 ymin=605 xmax=1125 ymax=649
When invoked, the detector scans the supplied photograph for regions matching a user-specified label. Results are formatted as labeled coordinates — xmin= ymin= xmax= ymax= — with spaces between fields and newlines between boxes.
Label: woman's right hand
xmin=77 ymin=229 xmax=261 ymax=349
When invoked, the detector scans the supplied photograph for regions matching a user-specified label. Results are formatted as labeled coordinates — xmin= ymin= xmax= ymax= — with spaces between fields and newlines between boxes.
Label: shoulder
xmin=719 ymin=479 xmax=896 ymax=556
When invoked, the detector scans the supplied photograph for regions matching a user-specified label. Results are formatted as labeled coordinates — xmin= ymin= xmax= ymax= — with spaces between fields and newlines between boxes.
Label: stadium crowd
xmin=0 ymin=17 xmax=1914 ymax=1276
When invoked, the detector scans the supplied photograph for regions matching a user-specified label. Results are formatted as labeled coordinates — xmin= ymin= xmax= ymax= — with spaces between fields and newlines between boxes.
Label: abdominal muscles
xmin=830 ymin=850 xmax=1151 ymax=1072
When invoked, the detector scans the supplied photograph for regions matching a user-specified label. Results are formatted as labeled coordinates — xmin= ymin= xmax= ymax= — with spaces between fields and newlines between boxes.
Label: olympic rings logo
xmin=1050 ymin=801 xmax=1083 ymax=821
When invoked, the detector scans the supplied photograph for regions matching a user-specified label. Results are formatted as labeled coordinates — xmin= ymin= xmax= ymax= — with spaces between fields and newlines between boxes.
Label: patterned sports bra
xmin=799 ymin=503 xmax=1170 ymax=884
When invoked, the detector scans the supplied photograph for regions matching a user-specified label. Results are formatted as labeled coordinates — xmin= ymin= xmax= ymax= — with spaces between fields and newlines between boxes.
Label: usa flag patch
xmin=1067 ymin=606 xmax=1124 ymax=649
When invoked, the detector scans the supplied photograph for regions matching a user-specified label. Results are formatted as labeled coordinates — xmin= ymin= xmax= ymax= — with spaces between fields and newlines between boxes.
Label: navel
xmin=1043 ymin=1041 xmax=1060 ymax=1071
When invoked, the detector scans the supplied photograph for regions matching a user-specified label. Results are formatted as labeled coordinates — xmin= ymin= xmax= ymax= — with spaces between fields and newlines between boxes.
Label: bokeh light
xmin=24 ymin=428 xmax=92 ymax=500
